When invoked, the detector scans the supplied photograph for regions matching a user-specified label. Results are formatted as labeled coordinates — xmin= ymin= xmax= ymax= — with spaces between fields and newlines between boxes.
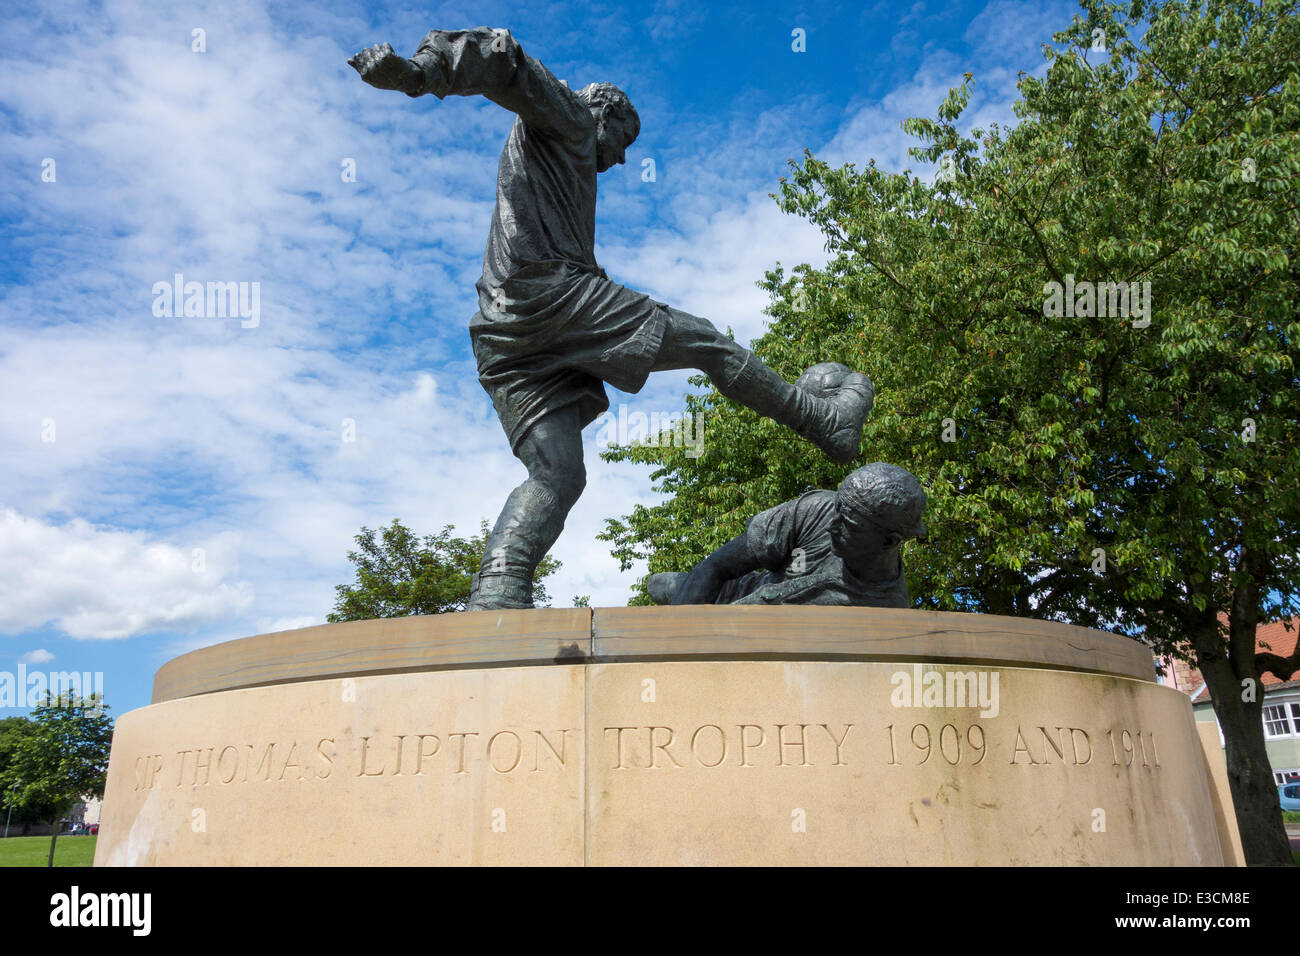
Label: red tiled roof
xmin=1172 ymin=617 xmax=1299 ymax=703
xmin=1256 ymin=619 xmax=1300 ymax=686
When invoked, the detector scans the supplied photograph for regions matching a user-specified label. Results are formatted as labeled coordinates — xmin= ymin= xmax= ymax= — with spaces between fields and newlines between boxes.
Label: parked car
xmin=1279 ymin=783 xmax=1300 ymax=812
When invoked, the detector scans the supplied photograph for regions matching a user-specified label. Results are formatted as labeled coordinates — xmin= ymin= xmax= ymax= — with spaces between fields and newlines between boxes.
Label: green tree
xmin=0 ymin=694 xmax=114 ymax=866
xmin=0 ymin=717 xmax=56 ymax=834
xmin=328 ymin=519 xmax=561 ymax=621
xmin=600 ymin=0 xmax=1299 ymax=863
xmin=0 ymin=717 xmax=29 ymax=815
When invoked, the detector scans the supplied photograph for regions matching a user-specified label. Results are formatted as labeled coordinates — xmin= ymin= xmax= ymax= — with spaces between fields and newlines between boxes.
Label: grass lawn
xmin=0 ymin=835 xmax=96 ymax=867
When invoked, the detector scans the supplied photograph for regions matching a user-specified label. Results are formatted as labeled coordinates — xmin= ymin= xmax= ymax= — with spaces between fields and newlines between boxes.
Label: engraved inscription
xmin=603 ymin=723 xmax=854 ymax=770
xmin=128 ymin=716 xmax=1164 ymax=793
xmin=131 ymin=754 xmax=165 ymax=791
xmin=886 ymin=723 xmax=986 ymax=765
xmin=1009 ymin=725 xmax=1153 ymax=769
xmin=131 ymin=729 xmax=574 ymax=789
xmin=1105 ymin=728 xmax=1160 ymax=768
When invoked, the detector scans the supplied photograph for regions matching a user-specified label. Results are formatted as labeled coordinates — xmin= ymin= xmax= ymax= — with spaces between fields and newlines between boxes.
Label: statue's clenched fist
xmin=348 ymin=42 xmax=423 ymax=96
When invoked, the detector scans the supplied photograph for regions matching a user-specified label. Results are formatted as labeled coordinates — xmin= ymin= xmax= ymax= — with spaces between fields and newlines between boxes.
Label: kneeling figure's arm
xmin=672 ymin=535 xmax=763 ymax=606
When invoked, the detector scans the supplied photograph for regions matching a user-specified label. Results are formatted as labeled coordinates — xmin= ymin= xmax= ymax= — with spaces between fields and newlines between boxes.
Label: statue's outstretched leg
xmin=466 ymin=407 xmax=585 ymax=611
xmin=652 ymin=306 xmax=874 ymax=463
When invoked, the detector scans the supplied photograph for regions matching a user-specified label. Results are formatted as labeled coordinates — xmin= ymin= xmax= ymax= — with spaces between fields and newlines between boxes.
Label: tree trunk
xmin=1191 ymin=609 xmax=1292 ymax=865
xmin=46 ymin=819 xmax=58 ymax=868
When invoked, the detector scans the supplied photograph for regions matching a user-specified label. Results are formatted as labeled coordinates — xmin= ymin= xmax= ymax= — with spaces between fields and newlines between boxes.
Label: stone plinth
xmin=95 ymin=607 xmax=1228 ymax=866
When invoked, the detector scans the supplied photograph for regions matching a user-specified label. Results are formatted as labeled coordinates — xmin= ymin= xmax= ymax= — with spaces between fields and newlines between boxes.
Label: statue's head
xmin=580 ymin=82 xmax=640 ymax=172
xmin=830 ymin=463 xmax=926 ymax=559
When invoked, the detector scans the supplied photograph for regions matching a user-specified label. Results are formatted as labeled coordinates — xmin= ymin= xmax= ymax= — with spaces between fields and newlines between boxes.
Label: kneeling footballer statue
xmin=648 ymin=462 xmax=926 ymax=607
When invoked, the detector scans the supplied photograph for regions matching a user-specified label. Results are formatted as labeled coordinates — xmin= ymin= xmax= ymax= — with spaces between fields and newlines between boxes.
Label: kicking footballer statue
xmin=350 ymin=28 xmax=875 ymax=610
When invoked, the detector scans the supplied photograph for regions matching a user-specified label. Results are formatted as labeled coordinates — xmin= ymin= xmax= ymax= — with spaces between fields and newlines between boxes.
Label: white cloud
xmin=0 ymin=0 xmax=1067 ymax=646
xmin=0 ymin=510 xmax=253 ymax=639
xmin=603 ymin=195 xmax=828 ymax=347
xmin=18 ymin=649 xmax=55 ymax=665
xmin=963 ymin=0 xmax=1076 ymax=60
xmin=255 ymin=615 xmax=322 ymax=634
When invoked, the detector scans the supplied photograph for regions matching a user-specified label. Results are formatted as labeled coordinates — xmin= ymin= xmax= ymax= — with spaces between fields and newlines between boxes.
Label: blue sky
xmin=0 ymin=0 xmax=1084 ymax=719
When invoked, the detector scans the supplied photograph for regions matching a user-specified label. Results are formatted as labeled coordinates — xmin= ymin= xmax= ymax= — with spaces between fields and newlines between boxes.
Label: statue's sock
xmin=468 ymin=480 xmax=567 ymax=610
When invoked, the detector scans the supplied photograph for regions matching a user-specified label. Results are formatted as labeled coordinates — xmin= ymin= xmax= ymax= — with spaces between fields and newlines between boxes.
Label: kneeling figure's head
xmin=830 ymin=463 xmax=926 ymax=559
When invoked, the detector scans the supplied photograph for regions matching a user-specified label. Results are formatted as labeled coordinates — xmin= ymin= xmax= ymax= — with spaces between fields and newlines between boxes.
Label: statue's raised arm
xmin=349 ymin=27 xmax=593 ymax=144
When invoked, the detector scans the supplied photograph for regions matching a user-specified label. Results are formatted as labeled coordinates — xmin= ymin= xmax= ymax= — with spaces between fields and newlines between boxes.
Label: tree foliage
xmin=0 ymin=694 xmax=114 ymax=863
xmin=0 ymin=717 xmax=57 ymax=827
xmin=599 ymin=0 xmax=1299 ymax=862
xmin=328 ymin=519 xmax=561 ymax=620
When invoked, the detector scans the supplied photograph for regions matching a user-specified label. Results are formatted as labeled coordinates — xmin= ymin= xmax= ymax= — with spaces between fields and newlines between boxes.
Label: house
xmin=1157 ymin=618 xmax=1300 ymax=785
xmin=68 ymin=796 xmax=101 ymax=828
